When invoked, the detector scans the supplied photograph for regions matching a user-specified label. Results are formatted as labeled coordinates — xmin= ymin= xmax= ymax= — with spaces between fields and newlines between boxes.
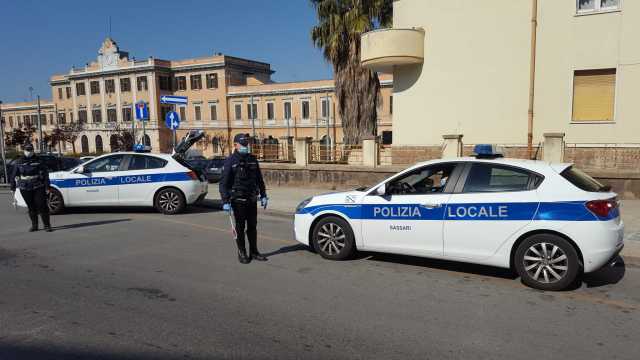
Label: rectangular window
xmin=76 ymin=82 xmax=86 ymax=96
xmin=69 ymin=112 xmax=74 ymax=123
xmin=301 ymin=100 xmax=310 ymax=120
xmin=179 ymin=106 xmax=186 ymax=122
xmin=120 ymin=78 xmax=131 ymax=92
xmin=58 ymin=113 xmax=66 ymax=124
xmin=78 ymin=110 xmax=87 ymax=124
xmin=235 ymin=104 xmax=242 ymax=121
xmin=90 ymin=81 xmax=100 ymax=95
xmin=174 ymin=76 xmax=186 ymax=91
xmin=107 ymin=108 xmax=117 ymax=122
xmin=190 ymin=74 xmax=202 ymax=90
xmin=267 ymin=102 xmax=274 ymax=120
xmin=49 ymin=113 xmax=54 ymax=125
xmin=210 ymin=104 xmax=217 ymax=121
xmin=572 ymin=68 xmax=616 ymax=122
xmin=9 ymin=116 xmax=14 ymax=127
xmin=122 ymin=107 xmax=132 ymax=122
xmin=66 ymin=87 xmax=71 ymax=98
xmin=321 ymin=98 xmax=329 ymax=119
xmin=137 ymin=76 xmax=148 ymax=91
xmin=39 ymin=114 xmax=46 ymax=125
xmin=577 ymin=0 xmax=620 ymax=13
xmin=284 ymin=102 xmax=292 ymax=120
xmin=206 ymin=73 xmax=218 ymax=89
xmin=92 ymin=109 xmax=102 ymax=123
xmin=58 ymin=87 xmax=63 ymax=100
xmin=159 ymin=76 xmax=170 ymax=91
xmin=194 ymin=105 xmax=201 ymax=121
xmin=105 ymin=79 xmax=115 ymax=94
xmin=246 ymin=103 xmax=257 ymax=120
xmin=463 ymin=164 xmax=533 ymax=193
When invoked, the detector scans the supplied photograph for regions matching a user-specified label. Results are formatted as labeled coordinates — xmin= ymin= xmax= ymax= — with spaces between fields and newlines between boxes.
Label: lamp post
xmin=37 ymin=95 xmax=44 ymax=153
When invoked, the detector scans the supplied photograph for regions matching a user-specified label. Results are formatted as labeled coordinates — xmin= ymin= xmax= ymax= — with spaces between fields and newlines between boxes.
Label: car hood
xmin=307 ymin=189 xmax=367 ymax=207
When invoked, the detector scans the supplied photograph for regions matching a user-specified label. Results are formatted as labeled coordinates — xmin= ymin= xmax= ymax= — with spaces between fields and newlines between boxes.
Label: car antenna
xmin=532 ymin=142 xmax=542 ymax=160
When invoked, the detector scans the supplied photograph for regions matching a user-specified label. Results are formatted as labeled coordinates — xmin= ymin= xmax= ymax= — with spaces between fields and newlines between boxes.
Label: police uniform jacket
xmin=219 ymin=151 xmax=266 ymax=203
xmin=9 ymin=155 xmax=50 ymax=192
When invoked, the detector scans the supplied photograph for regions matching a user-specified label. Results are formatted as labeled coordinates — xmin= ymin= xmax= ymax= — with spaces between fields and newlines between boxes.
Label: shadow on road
xmin=264 ymin=244 xmax=310 ymax=258
xmin=0 ymin=342 xmax=186 ymax=360
xmin=582 ymin=256 xmax=626 ymax=288
xmin=53 ymin=219 xmax=131 ymax=231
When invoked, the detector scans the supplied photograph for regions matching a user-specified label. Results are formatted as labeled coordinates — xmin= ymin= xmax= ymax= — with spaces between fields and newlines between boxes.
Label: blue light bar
xmin=134 ymin=144 xmax=151 ymax=153
xmin=473 ymin=144 xmax=504 ymax=158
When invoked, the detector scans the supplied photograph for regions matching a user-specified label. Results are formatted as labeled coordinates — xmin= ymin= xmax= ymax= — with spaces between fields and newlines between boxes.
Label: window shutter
xmin=572 ymin=69 xmax=616 ymax=122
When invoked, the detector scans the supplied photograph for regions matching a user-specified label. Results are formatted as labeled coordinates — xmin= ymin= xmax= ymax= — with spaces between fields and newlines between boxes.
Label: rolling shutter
xmin=572 ymin=69 xmax=616 ymax=122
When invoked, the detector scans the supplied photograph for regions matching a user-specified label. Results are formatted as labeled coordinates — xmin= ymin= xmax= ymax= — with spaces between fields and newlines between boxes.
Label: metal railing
xmin=251 ymin=143 xmax=295 ymax=163
xmin=309 ymin=142 xmax=363 ymax=165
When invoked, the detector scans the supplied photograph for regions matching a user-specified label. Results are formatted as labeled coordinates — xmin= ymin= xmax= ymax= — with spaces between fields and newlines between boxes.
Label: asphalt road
xmin=0 ymin=193 xmax=639 ymax=360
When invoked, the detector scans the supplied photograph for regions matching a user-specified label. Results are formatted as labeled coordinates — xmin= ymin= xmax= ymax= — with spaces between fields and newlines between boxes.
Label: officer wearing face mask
xmin=9 ymin=143 xmax=52 ymax=232
xmin=220 ymin=133 xmax=268 ymax=264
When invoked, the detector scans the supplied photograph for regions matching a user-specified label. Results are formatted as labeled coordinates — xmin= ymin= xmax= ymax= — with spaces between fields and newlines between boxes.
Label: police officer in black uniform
xmin=9 ymin=143 xmax=52 ymax=232
xmin=220 ymin=134 xmax=268 ymax=264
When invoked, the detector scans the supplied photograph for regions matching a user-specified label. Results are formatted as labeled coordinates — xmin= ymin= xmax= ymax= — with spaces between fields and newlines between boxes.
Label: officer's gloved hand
xmin=222 ymin=203 xmax=231 ymax=212
xmin=260 ymin=197 xmax=268 ymax=210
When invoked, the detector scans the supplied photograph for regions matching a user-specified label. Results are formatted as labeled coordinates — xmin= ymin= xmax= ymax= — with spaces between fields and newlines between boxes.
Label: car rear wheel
xmin=48 ymin=189 xmax=65 ymax=215
xmin=515 ymin=234 xmax=580 ymax=291
xmin=312 ymin=216 xmax=356 ymax=260
xmin=155 ymin=188 xmax=186 ymax=215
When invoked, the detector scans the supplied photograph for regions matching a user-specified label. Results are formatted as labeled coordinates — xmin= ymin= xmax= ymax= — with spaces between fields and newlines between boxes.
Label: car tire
xmin=155 ymin=188 xmax=186 ymax=215
xmin=514 ymin=234 xmax=580 ymax=291
xmin=312 ymin=216 xmax=356 ymax=260
xmin=48 ymin=189 xmax=65 ymax=215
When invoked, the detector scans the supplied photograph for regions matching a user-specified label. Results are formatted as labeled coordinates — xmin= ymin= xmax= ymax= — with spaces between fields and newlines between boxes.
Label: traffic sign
xmin=165 ymin=111 xmax=180 ymax=130
xmin=160 ymin=95 xmax=188 ymax=105
xmin=135 ymin=101 xmax=149 ymax=121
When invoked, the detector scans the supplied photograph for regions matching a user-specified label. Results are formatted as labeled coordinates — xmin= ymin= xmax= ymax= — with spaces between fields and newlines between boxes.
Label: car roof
xmin=94 ymin=152 xmax=174 ymax=160
xmin=412 ymin=157 xmax=572 ymax=174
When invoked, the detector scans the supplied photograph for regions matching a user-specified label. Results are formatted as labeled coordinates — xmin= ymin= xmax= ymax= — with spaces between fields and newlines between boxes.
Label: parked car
xmin=204 ymin=157 xmax=225 ymax=183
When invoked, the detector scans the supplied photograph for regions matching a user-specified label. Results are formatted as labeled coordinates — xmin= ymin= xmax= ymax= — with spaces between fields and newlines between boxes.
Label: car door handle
xmin=421 ymin=202 xmax=442 ymax=209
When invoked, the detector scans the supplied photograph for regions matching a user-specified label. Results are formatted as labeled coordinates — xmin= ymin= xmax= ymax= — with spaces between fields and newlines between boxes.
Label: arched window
xmin=110 ymin=134 xmax=120 ymax=152
xmin=95 ymin=135 xmax=104 ymax=154
xmin=143 ymin=134 xmax=151 ymax=146
xmin=81 ymin=135 xmax=89 ymax=154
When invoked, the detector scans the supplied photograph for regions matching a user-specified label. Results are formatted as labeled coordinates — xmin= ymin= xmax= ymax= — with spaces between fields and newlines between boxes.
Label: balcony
xmin=360 ymin=28 xmax=425 ymax=71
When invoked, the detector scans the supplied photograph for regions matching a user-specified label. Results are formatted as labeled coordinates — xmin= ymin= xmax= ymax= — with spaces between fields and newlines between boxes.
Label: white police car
xmin=294 ymin=145 xmax=624 ymax=291
xmin=16 ymin=130 xmax=209 ymax=215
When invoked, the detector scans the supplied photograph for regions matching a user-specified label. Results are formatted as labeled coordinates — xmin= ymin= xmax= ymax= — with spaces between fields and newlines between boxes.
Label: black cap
xmin=23 ymin=143 xmax=34 ymax=151
xmin=233 ymin=133 xmax=249 ymax=146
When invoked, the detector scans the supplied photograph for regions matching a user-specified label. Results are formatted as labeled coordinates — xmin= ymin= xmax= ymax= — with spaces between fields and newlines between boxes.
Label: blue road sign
xmin=135 ymin=101 xmax=149 ymax=121
xmin=165 ymin=111 xmax=180 ymax=130
xmin=160 ymin=95 xmax=188 ymax=105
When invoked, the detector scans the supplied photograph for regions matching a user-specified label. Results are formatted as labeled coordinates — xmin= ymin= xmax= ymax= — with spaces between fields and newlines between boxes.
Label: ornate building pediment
xmin=97 ymin=37 xmax=129 ymax=70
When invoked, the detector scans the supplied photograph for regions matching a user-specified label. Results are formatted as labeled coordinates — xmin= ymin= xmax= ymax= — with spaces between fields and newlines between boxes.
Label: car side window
xmin=387 ymin=163 xmax=457 ymax=195
xmin=128 ymin=155 xmax=167 ymax=170
xmin=462 ymin=164 xmax=533 ymax=193
xmin=84 ymin=155 xmax=126 ymax=173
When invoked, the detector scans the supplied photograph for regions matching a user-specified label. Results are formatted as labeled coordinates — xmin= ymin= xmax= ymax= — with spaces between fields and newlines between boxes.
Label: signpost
xmin=165 ymin=111 xmax=180 ymax=150
xmin=160 ymin=95 xmax=188 ymax=105
xmin=135 ymin=101 xmax=149 ymax=150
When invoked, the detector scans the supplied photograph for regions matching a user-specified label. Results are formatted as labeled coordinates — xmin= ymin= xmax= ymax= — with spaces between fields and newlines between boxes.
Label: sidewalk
xmin=207 ymin=184 xmax=640 ymax=265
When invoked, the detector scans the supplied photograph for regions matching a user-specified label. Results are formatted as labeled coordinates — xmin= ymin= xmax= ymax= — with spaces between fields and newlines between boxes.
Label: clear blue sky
xmin=0 ymin=0 xmax=333 ymax=103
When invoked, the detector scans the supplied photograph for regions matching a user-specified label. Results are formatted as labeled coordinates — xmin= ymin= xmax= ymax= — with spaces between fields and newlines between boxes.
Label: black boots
xmin=250 ymin=252 xmax=268 ymax=261
xmin=238 ymin=250 xmax=250 ymax=264
xmin=29 ymin=214 xmax=38 ymax=232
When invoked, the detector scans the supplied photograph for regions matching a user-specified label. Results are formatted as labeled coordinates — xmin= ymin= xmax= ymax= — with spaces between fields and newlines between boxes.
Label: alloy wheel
xmin=523 ymin=242 xmax=569 ymax=284
xmin=158 ymin=191 xmax=180 ymax=213
xmin=317 ymin=222 xmax=346 ymax=256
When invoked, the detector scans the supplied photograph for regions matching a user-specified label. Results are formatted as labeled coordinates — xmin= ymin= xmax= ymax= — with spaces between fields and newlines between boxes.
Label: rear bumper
xmin=577 ymin=219 xmax=625 ymax=273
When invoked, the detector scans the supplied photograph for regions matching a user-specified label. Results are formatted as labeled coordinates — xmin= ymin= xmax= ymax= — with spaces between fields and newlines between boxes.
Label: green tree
xmin=310 ymin=0 xmax=392 ymax=144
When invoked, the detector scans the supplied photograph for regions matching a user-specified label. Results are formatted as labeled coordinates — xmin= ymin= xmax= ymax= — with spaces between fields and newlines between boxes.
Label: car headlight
xmin=296 ymin=197 xmax=313 ymax=213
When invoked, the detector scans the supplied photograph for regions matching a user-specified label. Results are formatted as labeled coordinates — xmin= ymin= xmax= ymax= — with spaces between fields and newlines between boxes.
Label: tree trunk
xmin=335 ymin=38 xmax=380 ymax=145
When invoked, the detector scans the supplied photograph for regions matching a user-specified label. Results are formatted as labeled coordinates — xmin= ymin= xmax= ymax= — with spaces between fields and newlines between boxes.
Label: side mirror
xmin=374 ymin=184 xmax=386 ymax=196
xmin=74 ymin=165 xmax=85 ymax=174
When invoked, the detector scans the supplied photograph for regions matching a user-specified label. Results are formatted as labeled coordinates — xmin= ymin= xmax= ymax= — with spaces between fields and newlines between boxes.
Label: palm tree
xmin=310 ymin=0 xmax=392 ymax=144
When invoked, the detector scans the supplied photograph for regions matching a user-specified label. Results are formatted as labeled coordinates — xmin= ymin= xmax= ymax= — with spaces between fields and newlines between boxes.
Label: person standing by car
xmin=9 ymin=143 xmax=52 ymax=232
xmin=220 ymin=134 xmax=268 ymax=264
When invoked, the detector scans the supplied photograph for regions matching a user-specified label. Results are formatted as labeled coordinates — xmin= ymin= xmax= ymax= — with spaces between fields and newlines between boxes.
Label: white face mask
xmin=238 ymin=146 xmax=250 ymax=154
xmin=24 ymin=151 xmax=34 ymax=157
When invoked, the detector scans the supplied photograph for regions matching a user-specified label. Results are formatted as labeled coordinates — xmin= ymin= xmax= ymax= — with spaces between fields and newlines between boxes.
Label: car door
xmin=118 ymin=154 xmax=168 ymax=205
xmin=360 ymin=162 xmax=462 ymax=256
xmin=66 ymin=154 xmax=126 ymax=206
xmin=443 ymin=162 xmax=542 ymax=260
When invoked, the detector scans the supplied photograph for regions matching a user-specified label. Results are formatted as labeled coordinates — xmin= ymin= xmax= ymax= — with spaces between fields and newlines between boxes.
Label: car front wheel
xmin=312 ymin=216 xmax=356 ymax=260
xmin=515 ymin=234 xmax=580 ymax=291
xmin=155 ymin=188 xmax=186 ymax=215
xmin=48 ymin=189 xmax=65 ymax=215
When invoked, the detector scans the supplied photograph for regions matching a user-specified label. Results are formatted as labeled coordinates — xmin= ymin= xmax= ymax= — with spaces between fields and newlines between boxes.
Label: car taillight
xmin=187 ymin=171 xmax=198 ymax=180
xmin=585 ymin=198 xmax=618 ymax=218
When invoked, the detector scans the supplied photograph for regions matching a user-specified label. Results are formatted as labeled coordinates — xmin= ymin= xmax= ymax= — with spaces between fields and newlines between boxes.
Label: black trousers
xmin=20 ymin=187 xmax=50 ymax=228
xmin=231 ymin=199 xmax=258 ymax=253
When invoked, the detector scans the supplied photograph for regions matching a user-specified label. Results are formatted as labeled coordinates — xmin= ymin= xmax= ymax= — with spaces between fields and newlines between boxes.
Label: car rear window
xmin=560 ymin=166 xmax=607 ymax=192
xmin=463 ymin=163 xmax=536 ymax=193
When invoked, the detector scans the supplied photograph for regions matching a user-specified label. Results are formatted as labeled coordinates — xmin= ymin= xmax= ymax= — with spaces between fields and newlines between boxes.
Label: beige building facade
xmin=2 ymin=38 xmax=393 ymax=157
xmin=362 ymin=0 xmax=640 ymax=149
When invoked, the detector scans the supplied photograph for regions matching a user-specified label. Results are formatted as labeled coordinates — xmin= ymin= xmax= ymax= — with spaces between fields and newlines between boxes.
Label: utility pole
xmin=0 ymin=100 xmax=8 ymax=184
xmin=250 ymin=95 xmax=256 ymax=139
xmin=37 ymin=95 xmax=44 ymax=153
xmin=55 ymin=103 xmax=62 ymax=156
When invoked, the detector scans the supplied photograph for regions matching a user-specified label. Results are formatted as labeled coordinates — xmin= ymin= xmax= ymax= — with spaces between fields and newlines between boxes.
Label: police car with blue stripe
xmin=294 ymin=145 xmax=624 ymax=290
xmin=16 ymin=130 xmax=209 ymax=215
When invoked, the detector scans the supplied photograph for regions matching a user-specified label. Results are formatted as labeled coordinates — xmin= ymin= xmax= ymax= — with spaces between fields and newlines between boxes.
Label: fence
xmin=252 ymin=143 xmax=296 ymax=163
xmin=564 ymin=143 xmax=640 ymax=171
xmin=309 ymin=142 xmax=363 ymax=165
